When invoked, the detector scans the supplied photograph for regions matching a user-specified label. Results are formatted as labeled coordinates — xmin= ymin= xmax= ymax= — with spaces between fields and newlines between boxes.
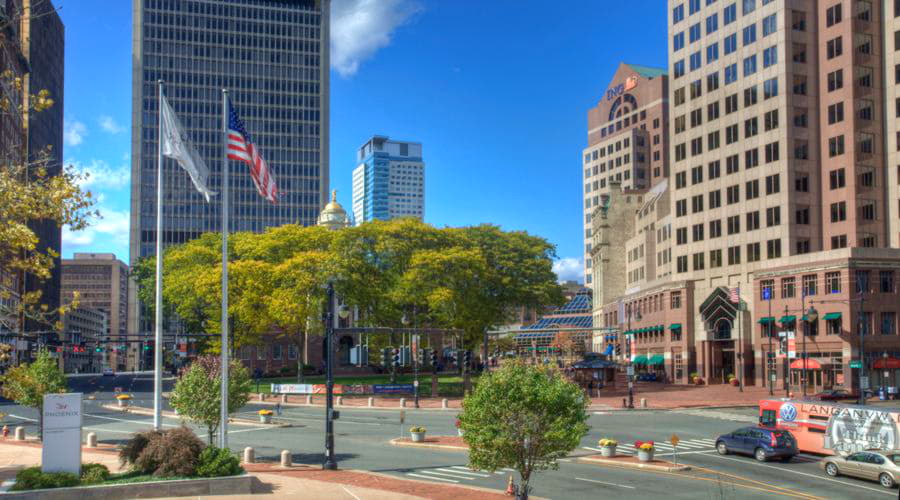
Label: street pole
xmin=784 ymin=305 xmax=790 ymax=399
xmin=737 ymin=287 xmax=743 ymax=392
xmin=627 ymin=305 xmax=634 ymax=409
xmin=768 ymin=294 xmax=773 ymax=396
xmin=323 ymin=281 xmax=337 ymax=470
xmin=801 ymin=292 xmax=807 ymax=398
xmin=858 ymin=292 xmax=866 ymax=406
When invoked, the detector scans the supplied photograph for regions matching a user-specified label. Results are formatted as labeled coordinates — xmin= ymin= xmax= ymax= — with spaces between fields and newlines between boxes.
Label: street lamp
xmin=401 ymin=312 xmax=420 ymax=409
xmin=804 ymin=306 xmax=818 ymax=398
xmin=323 ymin=282 xmax=338 ymax=470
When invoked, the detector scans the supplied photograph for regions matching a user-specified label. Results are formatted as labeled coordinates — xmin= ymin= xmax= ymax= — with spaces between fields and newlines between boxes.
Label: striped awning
xmin=823 ymin=312 xmax=842 ymax=321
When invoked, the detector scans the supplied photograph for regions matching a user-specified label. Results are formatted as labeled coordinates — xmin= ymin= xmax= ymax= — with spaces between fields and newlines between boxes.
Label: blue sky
xmin=58 ymin=0 xmax=667 ymax=282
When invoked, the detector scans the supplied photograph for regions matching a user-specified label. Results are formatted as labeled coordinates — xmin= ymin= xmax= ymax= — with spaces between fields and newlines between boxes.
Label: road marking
xmin=406 ymin=473 xmax=458 ymax=483
xmin=84 ymin=413 xmax=180 ymax=428
xmin=444 ymin=467 xmax=490 ymax=477
xmin=414 ymin=470 xmax=473 ymax=480
xmin=705 ymin=454 xmax=893 ymax=496
xmin=7 ymin=414 xmax=37 ymax=423
xmin=582 ymin=446 xmax=603 ymax=452
xmin=227 ymin=427 xmax=273 ymax=434
xmin=575 ymin=477 xmax=636 ymax=489
xmin=236 ymin=412 xmax=379 ymax=426
xmin=654 ymin=449 xmax=717 ymax=458
xmin=83 ymin=426 xmax=136 ymax=435
xmin=341 ymin=486 xmax=362 ymax=500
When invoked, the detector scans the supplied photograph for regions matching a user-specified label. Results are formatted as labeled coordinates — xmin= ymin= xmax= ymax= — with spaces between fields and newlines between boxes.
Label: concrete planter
xmin=410 ymin=431 xmax=426 ymax=443
xmin=3 ymin=474 xmax=253 ymax=500
xmin=259 ymin=414 xmax=272 ymax=424
xmin=117 ymin=399 xmax=130 ymax=408
xmin=600 ymin=445 xmax=617 ymax=457
xmin=637 ymin=449 xmax=654 ymax=462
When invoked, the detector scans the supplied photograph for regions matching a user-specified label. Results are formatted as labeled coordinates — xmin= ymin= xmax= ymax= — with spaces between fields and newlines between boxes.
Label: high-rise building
xmin=582 ymin=63 xmax=669 ymax=288
xmin=61 ymin=253 xmax=130 ymax=370
xmin=351 ymin=135 xmax=425 ymax=225
xmin=591 ymin=1 xmax=900 ymax=393
xmin=1 ymin=0 xmax=65 ymax=337
xmin=129 ymin=0 xmax=331 ymax=344
xmin=61 ymin=306 xmax=106 ymax=373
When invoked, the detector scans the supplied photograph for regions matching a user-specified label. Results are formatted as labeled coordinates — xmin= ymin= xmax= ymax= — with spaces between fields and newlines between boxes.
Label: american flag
xmin=227 ymin=100 xmax=278 ymax=203
xmin=729 ymin=286 xmax=740 ymax=304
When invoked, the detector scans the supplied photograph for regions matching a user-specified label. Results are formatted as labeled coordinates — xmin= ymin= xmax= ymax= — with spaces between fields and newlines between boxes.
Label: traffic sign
xmin=850 ymin=360 xmax=862 ymax=369
xmin=670 ymin=434 xmax=680 ymax=447
xmin=861 ymin=377 xmax=870 ymax=389
xmin=626 ymin=366 xmax=634 ymax=376
xmin=763 ymin=288 xmax=771 ymax=300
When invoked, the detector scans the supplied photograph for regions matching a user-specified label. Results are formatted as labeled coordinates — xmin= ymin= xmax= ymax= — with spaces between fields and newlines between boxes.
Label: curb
xmin=252 ymin=400 xmax=461 ymax=412
xmin=356 ymin=470 xmax=537 ymax=499
xmin=389 ymin=437 xmax=468 ymax=451
xmin=100 ymin=404 xmax=292 ymax=428
xmin=591 ymin=404 xmax=758 ymax=412
xmin=577 ymin=455 xmax=691 ymax=472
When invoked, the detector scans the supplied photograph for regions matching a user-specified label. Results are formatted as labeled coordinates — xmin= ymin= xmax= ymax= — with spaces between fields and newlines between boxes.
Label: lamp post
xmin=402 ymin=312 xmax=420 ymax=409
xmin=765 ymin=286 xmax=773 ymax=396
xmin=804 ymin=306 xmax=817 ymax=398
xmin=323 ymin=282 xmax=338 ymax=470
xmin=625 ymin=306 xmax=641 ymax=409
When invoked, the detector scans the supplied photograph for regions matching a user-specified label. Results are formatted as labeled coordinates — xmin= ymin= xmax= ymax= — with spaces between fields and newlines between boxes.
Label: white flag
xmin=160 ymin=95 xmax=216 ymax=202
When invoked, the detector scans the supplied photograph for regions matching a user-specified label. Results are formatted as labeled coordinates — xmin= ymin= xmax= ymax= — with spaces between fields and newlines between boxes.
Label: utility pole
xmin=323 ymin=282 xmax=337 ymax=470
xmin=858 ymin=291 xmax=866 ymax=406
xmin=767 ymin=286 xmax=773 ymax=396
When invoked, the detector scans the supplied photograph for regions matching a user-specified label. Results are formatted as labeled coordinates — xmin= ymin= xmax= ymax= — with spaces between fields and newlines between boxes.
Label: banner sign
xmin=271 ymin=384 xmax=313 ymax=394
xmin=373 ymin=384 xmax=415 ymax=394
xmin=42 ymin=393 xmax=82 ymax=474
xmin=343 ymin=384 xmax=370 ymax=394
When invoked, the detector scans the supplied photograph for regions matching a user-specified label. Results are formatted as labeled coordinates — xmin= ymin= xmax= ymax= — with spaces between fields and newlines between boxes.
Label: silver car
xmin=820 ymin=450 xmax=900 ymax=489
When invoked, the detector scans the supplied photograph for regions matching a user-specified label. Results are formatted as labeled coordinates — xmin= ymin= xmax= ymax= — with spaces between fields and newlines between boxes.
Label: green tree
xmin=0 ymin=350 xmax=67 ymax=440
xmin=458 ymin=361 xmax=589 ymax=497
xmin=169 ymin=355 xmax=252 ymax=444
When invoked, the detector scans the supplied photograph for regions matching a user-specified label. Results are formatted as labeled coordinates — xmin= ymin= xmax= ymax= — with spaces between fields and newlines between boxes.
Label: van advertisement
xmin=798 ymin=403 xmax=900 ymax=453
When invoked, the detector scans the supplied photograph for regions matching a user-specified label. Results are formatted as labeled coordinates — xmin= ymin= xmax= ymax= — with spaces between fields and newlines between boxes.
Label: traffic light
xmin=416 ymin=348 xmax=424 ymax=365
xmin=382 ymin=348 xmax=391 ymax=369
xmin=463 ymin=350 xmax=472 ymax=368
xmin=95 ymin=346 xmax=103 ymax=353
xmin=430 ymin=349 xmax=438 ymax=368
xmin=392 ymin=348 xmax=400 ymax=368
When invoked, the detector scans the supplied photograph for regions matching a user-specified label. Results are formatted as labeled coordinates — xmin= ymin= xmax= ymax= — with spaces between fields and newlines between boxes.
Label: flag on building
xmin=226 ymin=100 xmax=278 ymax=203
xmin=160 ymin=95 xmax=216 ymax=202
xmin=729 ymin=286 xmax=740 ymax=304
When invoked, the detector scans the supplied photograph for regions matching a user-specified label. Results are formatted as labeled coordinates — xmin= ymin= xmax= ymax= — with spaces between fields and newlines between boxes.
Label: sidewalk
xmin=589 ymin=383 xmax=772 ymax=410
xmin=0 ymin=440 xmax=510 ymax=500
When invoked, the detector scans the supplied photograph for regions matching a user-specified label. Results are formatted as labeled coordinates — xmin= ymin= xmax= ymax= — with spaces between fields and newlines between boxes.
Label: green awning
xmin=823 ymin=312 xmax=842 ymax=321
xmin=648 ymin=354 xmax=665 ymax=366
xmin=633 ymin=355 xmax=648 ymax=365
xmin=637 ymin=328 xmax=645 ymax=333
xmin=758 ymin=317 xmax=775 ymax=324
xmin=623 ymin=330 xmax=633 ymax=335
xmin=656 ymin=325 xmax=664 ymax=332
xmin=780 ymin=315 xmax=796 ymax=324
xmin=670 ymin=323 xmax=682 ymax=330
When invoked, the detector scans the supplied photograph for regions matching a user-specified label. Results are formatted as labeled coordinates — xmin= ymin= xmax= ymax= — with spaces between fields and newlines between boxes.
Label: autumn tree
xmin=1 ymin=350 xmax=67 ymax=440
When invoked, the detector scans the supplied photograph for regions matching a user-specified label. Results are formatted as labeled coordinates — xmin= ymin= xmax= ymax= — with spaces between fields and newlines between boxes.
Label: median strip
xmin=577 ymin=455 xmax=691 ymax=473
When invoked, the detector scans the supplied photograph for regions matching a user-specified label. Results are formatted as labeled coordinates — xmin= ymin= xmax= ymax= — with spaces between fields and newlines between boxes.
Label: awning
xmin=758 ymin=317 xmax=775 ymax=324
xmin=670 ymin=323 xmax=682 ymax=330
xmin=823 ymin=312 xmax=842 ymax=321
xmin=648 ymin=354 xmax=665 ymax=366
xmin=790 ymin=359 xmax=822 ymax=370
xmin=874 ymin=357 xmax=900 ymax=369
xmin=780 ymin=315 xmax=796 ymax=324
xmin=633 ymin=355 xmax=648 ymax=365
xmin=623 ymin=330 xmax=634 ymax=335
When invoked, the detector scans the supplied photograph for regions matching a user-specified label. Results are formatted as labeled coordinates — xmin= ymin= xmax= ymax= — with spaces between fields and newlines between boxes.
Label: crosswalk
xmin=671 ymin=409 xmax=758 ymax=423
xmin=583 ymin=437 xmax=719 ymax=455
xmin=406 ymin=466 xmax=514 ymax=484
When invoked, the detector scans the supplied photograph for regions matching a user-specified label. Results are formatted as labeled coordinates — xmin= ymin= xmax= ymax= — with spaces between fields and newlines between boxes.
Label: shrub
xmin=80 ymin=463 xmax=110 ymax=485
xmin=196 ymin=447 xmax=243 ymax=478
xmin=409 ymin=426 xmax=426 ymax=433
xmin=10 ymin=467 xmax=79 ymax=491
xmin=135 ymin=426 xmax=205 ymax=477
xmin=119 ymin=429 xmax=164 ymax=471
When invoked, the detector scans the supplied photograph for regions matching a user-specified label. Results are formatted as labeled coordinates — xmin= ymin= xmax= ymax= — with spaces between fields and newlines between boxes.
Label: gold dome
xmin=318 ymin=190 xmax=351 ymax=229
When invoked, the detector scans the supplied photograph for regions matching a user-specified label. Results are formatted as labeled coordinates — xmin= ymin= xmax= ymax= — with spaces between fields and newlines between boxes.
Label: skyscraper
xmin=129 ymin=0 xmax=331 ymax=345
xmin=351 ymin=135 xmax=425 ymax=225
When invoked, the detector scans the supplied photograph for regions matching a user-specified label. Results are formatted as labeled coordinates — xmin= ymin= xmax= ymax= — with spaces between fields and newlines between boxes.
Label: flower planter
xmin=117 ymin=399 xmax=130 ymax=408
xmin=600 ymin=445 xmax=617 ymax=457
xmin=637 ymin=449 xmax=654 ymax=462
xmin=410 ymin=431 xmax=426 ymax=443
xmin=259 ymin=414 xmax=272 ymax=424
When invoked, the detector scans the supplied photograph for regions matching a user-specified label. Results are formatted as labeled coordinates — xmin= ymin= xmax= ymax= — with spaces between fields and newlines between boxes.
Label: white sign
xmin=271 ymin=383 xmax=313 ymax=394
xmin=42 ymin=393 xmax=83 ymax=474
xmin=861 ymin=377 xmax=870 ymax=390
xmin=626 ymin=366 xmax=634 ymax=376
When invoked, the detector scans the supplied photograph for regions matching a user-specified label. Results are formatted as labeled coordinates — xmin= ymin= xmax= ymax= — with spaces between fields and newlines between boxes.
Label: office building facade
xmin=352 ymin=136 xmax=424 ymax=225
xmin=62 ymin=253 xmax=130 ymax=370
xmin=582 ymin=63 xmax=670 ymax=288
xmin=129 ymin=0 xmax=331 ymax=344
xmin=591 ymin=0 xmax=900 ymax=391
xmin=61 ymin=306 xmax=106 ymax=373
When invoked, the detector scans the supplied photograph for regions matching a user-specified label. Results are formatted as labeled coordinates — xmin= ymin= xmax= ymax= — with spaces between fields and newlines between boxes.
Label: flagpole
xmin=219 ymin=89 xmax=230 ymax=449
xmin=153 ymin=80 xmax=164 ymax=430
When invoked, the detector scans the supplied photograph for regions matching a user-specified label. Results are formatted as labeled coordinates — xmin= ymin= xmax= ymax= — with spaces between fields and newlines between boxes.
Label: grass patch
xmin=256 ymin=373 xmax=478 ymax=396
xmin=99 ymin=471 xmax=193 ymax=486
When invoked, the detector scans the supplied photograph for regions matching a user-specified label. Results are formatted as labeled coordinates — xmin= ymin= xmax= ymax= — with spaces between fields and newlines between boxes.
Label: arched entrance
xmin=698 ymin=287 xmax=740 ymax=384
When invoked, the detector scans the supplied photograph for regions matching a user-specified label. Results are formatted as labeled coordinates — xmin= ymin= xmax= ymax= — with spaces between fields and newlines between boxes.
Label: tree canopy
xmin=134 ymin=218 xmax=564 ymax=357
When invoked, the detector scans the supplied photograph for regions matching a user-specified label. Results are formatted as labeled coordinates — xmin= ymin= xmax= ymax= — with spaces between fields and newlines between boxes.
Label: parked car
xmin=715 ymin=426 xmax=798 ymax=462
xmin=102 ymin=368 xmax=115 ymax=377
xmin=810 ymin=389 xmax=856 ymax=401
xmin=821 ymin=450 xmax=900 ymax=489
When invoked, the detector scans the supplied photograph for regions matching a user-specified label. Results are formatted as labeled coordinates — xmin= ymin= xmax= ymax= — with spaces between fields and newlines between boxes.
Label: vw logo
xmin=779 ymin=403 xmax=797 ymax=422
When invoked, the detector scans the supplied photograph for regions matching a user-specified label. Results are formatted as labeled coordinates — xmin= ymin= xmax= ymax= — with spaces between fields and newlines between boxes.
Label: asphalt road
xmin=1 ymin=373 xmax=896 ymax=499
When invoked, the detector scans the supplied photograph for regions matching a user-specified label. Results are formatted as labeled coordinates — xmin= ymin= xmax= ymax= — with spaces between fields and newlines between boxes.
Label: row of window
xmin=762 ymin=313 xmax=896 ymax=338
xmin=673 ymin=0 xmax=774 ymax=26
xmin=673 ymin=12 xmax=777 ymax=79
xmin=675 ymin=240 xmax=782 ymax=273
xmin=760 ymin=270 xmax=896 ymax=299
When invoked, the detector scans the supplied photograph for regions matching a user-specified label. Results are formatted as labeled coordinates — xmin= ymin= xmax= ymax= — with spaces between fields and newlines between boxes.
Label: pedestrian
xmin=588 ymin=380 xmax=594 ymax=398
xmin=275 ymin=402 xmax=282 ymax=416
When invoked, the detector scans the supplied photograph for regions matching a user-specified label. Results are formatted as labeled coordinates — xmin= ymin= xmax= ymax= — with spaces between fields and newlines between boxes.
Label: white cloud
xmin=67 ymin=158 xmax=130 ymax=191
xmin=331 ymin=0 xmax=420 ymax=77
xmin=98 ymin=115 xmax=125 ymax=134
xmin=64 ymin=120 xmax=87 ymax=146
xmin=62 ymin=206 xmax=130 ymax=256
xmin=553 ymin=257 xmax=583 ymax=284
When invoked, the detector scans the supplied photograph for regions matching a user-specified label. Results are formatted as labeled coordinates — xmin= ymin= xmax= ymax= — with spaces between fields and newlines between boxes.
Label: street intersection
xmin=0 ymin=373 xmax=894 ymax=499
